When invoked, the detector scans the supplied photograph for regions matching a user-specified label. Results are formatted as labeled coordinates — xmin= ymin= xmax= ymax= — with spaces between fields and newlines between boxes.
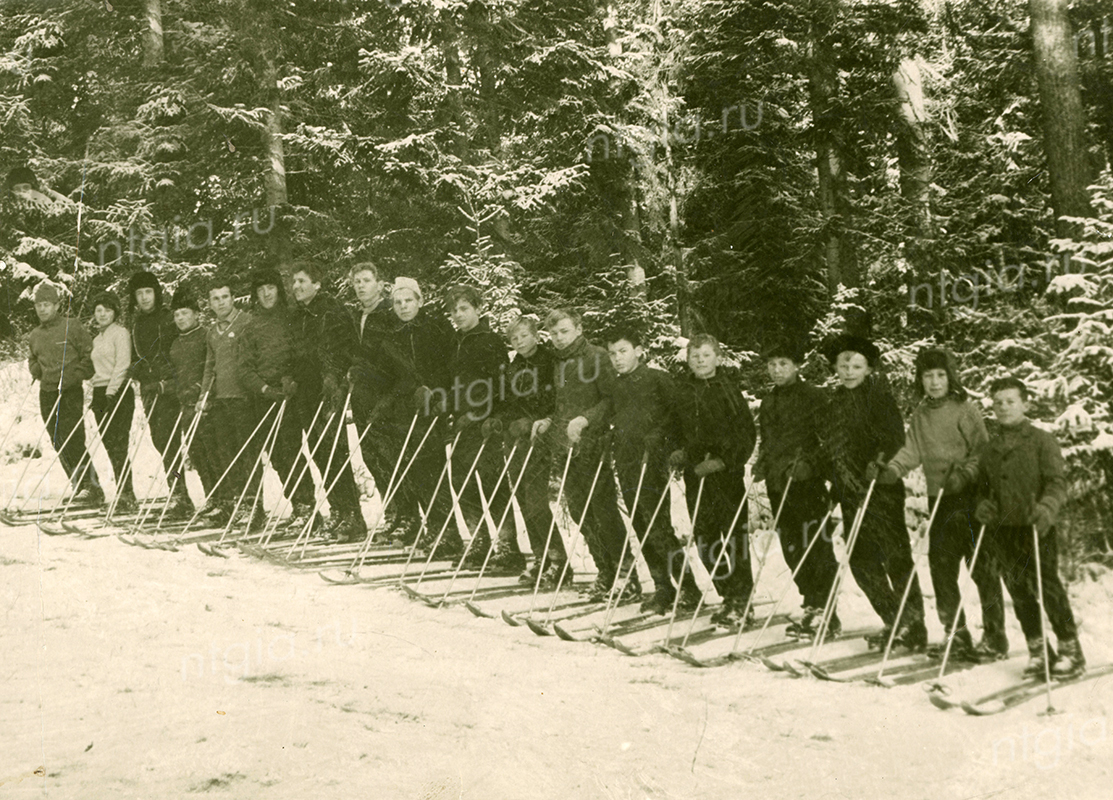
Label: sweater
xmin=91 ymin=322 xmax=131 ymax=395
xmin=202 ymin=309 xmax=253 ymax=399
xmin=449 ymin=318 xmax=509 ymax=421
xmin=28 ymin=314 xmax=94 ymax=391
xmin=888 ymin=397 xmax=988 ymax=496
xmin=975 ymin=419 xmax=1068 ymax=528
xmin=607 ymin=362 xmax=682 ymax=468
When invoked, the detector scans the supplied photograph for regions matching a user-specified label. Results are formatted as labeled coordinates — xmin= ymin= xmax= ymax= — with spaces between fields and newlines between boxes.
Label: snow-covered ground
xmin=3 ymin=362 xmax=1112 ymax=798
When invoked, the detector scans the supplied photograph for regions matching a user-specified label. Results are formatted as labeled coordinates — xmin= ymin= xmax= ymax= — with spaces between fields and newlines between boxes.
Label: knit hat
xmin=170 ymin=289 xmax=200 ymax=312
xmin=33 ymin=281 xmax=61 ymax=304
xmin=823 ymin=333 xmax=881 ymax=368
xmin=392 ymin=276 xmax=422 ymax=304
xmin=89 ymin=291 xmax=121 ymax=319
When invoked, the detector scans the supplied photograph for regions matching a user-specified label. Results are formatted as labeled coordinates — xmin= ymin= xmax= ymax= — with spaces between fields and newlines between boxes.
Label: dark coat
xmin=500 ymin=342 xmax=557 ymax=424
xmin=548 ymin=335 xmax=615 ymax=452
xmin=169 ymin=324 xmax=208 ymax=407
xmin=676 ymin=369 xmax=756 ymax=476
xmin=755 ymin=378 xmax=829 ymax=491
xmin=607 ymin=362 xmax=683 ymax=468
xmin=976 ymin=420 xmax=1067 ymax=527
xmin=390 ymin=309 xmax=454 ymax=395
xmin=350 ymin=302 xmax=415 ymax=420
xmin=238 ymin=304 xmax=295 ymax=396
xmin=130 ymin=307 xmax=178 ymax=386
xmin=450 ymin=318 xmax=509 ymax=421
xmin=290 ymin=290 xmax=358 ymax=398
xmin=822 ymin=374 xmax=905 ymax=497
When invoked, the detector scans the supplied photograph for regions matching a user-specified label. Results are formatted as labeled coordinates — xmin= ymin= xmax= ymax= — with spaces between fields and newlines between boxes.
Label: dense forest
xmin=1 ymin=0 xmax=1111 ymax=560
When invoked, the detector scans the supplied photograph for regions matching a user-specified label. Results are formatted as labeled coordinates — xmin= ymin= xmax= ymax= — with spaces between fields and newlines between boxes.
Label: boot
xmin=927 ymin=628 xmax=976 ymax=662
xmin=1051 ymin=638 xmax=1086 ymax=680
xmin=786 ymin=606 xmax=823 ymax=638
xmin=487 ymin=550 xmax=527 ymax=576
xmin=585 ymin=569 xmax=615 ymax=602
xmin=538 ymin=561 xmax=572 ymax=591
xmin=72 ymin=484 xmax=105 ymax=507
xmin=518 ymin=561 xmax=541 ymax=587
xmin=332 ymin=510 xmax=368 ymax=544
xmin=114 ymin=489 xmax=139 ymax=516
xmin=163 ymin=494 xmax=195 ymax=521
xmin=865 ymin=626 xmax=894 ymax=650
xmin=615 ymin=570 xmax=642 ymax=605
xmin=286 ymin=502 xmax=320 ymax=534
xmin=1022 ymin=637 xmax=1059 ymax=679
xmin=711 ymin=598 xmax=755 ymax=630
xmin=640 ymin=585 xmax=675 ymax=616
xmin=896 ymin=618 xmax=928 ymax=651
xmin=676 ymin=583 xmax=703 ymax=613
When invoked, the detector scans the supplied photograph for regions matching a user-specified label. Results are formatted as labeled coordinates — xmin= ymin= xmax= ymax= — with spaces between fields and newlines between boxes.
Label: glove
xmin=974 ymin=499 xmax=998 ymax=526
xmin=668 ymin=449 xmax=687 ymax=471
xmin=566 ymin=416 xmax=589 ymax=445
xmin=90 ymin=391 xmax=106 ymax=415
xmin=531 ymin=418 xmax=551 ymax=441
xmin=1034 ymin=502 xmax=1055 ymax=537
xmin=346 ymin=366 xmax=358 ymax=390
xmin=943 ymin=469 xmax=967 ymax=495
xmin=877 ymin=465 xmax=901 ymax=485
xmin=788 ymin=460 xmax=813 ymax=483
xmin=281 ymin=376 xmax=298 ymax=398
xmin=693 ymin=457 xmax=726 ymax=479
xmin=508 ymin=418 xmax=531 ymax=442
xmin=262 ymin=385 xmax=285 ymax=403
xmin=481 ymin=418 xmax=503 ymax=440
xmin=864 ymin=461 xmax=881 ymax=482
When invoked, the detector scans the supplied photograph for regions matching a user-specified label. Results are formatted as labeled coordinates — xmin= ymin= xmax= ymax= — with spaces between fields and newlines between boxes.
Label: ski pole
xmin=395 ymin=427 xmax=459 ymax=583
xmin=151 ymin=394 xmax=210 ymax=530
xmin=0 ymin=381 xmax=35 ymax=460
xmin=660 ymin=474 xmax=706 ymax=646
xmin=260 ymin=399 xmax=328 ymax=545
xmin=933 ymin=523 xmax=988 ymax=681
xmin=808 ymin=466 xmax=881 ymax=664
xmin=597 ymin=452 xmax=648 ymax=612
xmin=466 ymin=442 xmax=536 ymax=604
xmin=5 ymin=391 xmax=67 ymax=511
xmin=873 ymin=487 xmax=946 ymax=684
xmin=19 ymin=393 xmax=93 ymax=514
xmin=105 ymin=387 xmax=153 ymax=522
xmin=1032 ymin=524 xmax=1057 ymax=715
xmin=524 ymin=447 xmax=575 ymax=618
xmin=214 ymin=399 xmax=286 ymax=543
xmin=131 ymin=409 xmax=185 ymax=532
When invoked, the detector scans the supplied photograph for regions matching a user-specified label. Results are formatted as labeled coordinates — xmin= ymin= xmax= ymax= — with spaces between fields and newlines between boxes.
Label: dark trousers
xmin=92 ymin=386 xmax=134 ymax=495
xmin=509 ymin=438 xmax=564 ymax=565
xmin=990 ymin=525 xmax=1078 ymax=643
xmin=616 ymin=458 xmax=676 ymax=591
xmin=258 ymin=399 xmax=314 ymax=509
xmin=768 ymin=479 xmax=839 ymax=609
xmin=206 ymin=398 xmax=264 ymax=505
xmin=686 ymin=469 xmax=753 ymax=603
xmin=563 ymin=441 xmax=627 ymax=580
xmin=183 ymin=407 xmax=221 ymax=499
xmin=296 ymin=395 xmax=359 ymax=516
xmin=928 ymin=491 xmax=1008 ymax=648
xmin=400 ymin=416 xmax=455 ymax=541
xmin=39 ymin=386 xmax=98 ymax=491
xmin=140 ymin=390 xmax=186 ymax=499
xmin=450 ymin=425 xmax=516 ymax=549
xmin=839 ymin=482 xmax=924 ymax=628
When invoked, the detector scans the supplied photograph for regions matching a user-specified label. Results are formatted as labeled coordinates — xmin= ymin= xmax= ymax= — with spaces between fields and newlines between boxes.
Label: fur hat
xmin=170 ymin=290 xmax=200 ymax=312
xmin=823 ymin=333 xmax=881 ymax=368
xmin=33 ymin=281 xmax=61 ymax=304
xmin=250 ymin=268 xmax=288 ymax=306
xmin=126 ymin=271 xmax=163 ymax=312
xmin=762 ymin=338 xmax=807 ymax=365
xmin=392 ymin=276 xmax=422 ymax=304
xmin=89 ymin=291 xmax=121 ymax=319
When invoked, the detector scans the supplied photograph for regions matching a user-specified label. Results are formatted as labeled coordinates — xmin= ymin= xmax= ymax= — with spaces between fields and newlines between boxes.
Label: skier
xmin=753 ymin=340 xmax=840 ymax=638
xmin=880 ymin=347 xmax=1006 ymax=662
xmin=27 ymin=281 xmax=102 ymax=504
xmin=88 ymin=291 xmax=135 ymax=511
xmin=821 ymin=334 xmax=926 ymax=649
xmin=603 ymin=328 xmax=679 ymax=612
xmin=671 ymin=334 xmax=757 ymax=628
xmin=974 ymin=376 xmax=1084 ymax=679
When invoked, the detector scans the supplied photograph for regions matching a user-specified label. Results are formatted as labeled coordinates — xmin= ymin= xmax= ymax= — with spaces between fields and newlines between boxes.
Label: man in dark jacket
xmin=289 ymin=262 xmax=366 ymax=543
xmin=239 ymin=268 xmax=317 ymax=533
xmin=754 ymin=340 xmax=840 ymax=637
xmin=168 ymin=290 xmax=220 ymax=507
xmin=27 ymin=281 xmax=102 ymax=503
xmin=128 ymin=271 xmax=189 ymax=514
xmin=671 ymin=334 xmax=757 ymax=627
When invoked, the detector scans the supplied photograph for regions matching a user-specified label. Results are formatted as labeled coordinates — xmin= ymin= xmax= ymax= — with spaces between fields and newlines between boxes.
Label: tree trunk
xmin=142 ymin=0 xmax=164 ymax=68
xmin=1029 ymin=0 xmax=1093 ymax=236
xmin=892 ymin=57 xmax=932 ymax=235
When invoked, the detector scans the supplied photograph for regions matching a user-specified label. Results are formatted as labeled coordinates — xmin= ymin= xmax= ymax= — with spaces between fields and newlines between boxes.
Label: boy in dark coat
xmin=671 ymin=334 xmax=757 ymax=628
xmin=821 ymin=334 xmax=925 ymax=649
xmin=974 ymin=377 xmax=1083 ymax=679
xmin=604 ymin=328 xmax=682 ymax=613
xmin=754 ymin=340 xmax=840 ymax=637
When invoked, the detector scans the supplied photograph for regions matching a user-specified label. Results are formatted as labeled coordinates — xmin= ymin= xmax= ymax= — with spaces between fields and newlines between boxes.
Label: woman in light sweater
xmin=882 ymin=347 xmax=1006 ymax=662
xmin=90 ymin=291 xmax=136 ymax=510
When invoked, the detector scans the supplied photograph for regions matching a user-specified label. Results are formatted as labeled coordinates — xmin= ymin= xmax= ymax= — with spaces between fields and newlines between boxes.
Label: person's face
xmin=450 ymin=299 xmax=481 ymax=332
xmin=94 ymin=304 xmax=115 ymax=329
xmin=767 ymin=357 xmax=799 ymax=387
xmin=35 ymin=300 xmax=59 ymax=324
xmin=688 ymin=344 xmax=719 ymax=380
xmin=548 ymin=317 xmax=581 ymax=351
xmin=992 ymin=388 xmax=1028 ymax=426
xmin=173 ymin=307 xmax=199 ymax=331
xmin=393 ymin=289 xmax=420 ymax=322
xmin=135 ymin=287 xmax=156 ymax=313
xmin=256 ymin=283 xmax=279 ymax=310
xmin=209 ymin=286 xmax=234 ymax=320
xmin=352 ymin=270 xmax=382 ymax=309
xmin=509 ymin=325 xmax=538 ymax=358
xmin=922 ymin=368 xmax=949 ymax=400
xmin=291 ymin=271 xmax=319 ymax=305
xmin=836 ymin=351 xmax=871 ymax=389
xmin=607 ymin=339 xmax=642 ymax=375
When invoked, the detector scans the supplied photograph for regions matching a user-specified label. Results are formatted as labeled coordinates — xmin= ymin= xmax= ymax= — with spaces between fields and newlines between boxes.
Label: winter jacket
xmin=350 ymin=302 xmax=415 ymax=419
xmin=754 ymin=378 xmax=829 ymax=493
xmin=28 ymin=314 xmax=94 ymax=391
xmin=238 ymin=304 xmax=295 ymax=397
xmin=169 ymin=324 xmax=209 ymax=408
xmin=822 ymin=374 xmax=905 ymax=497
xmin=391 ymin=309 xmax=454 ymax=395
xmin=548 ymin=335 xmax=616 ymax=452
xmin=500 ymin=343 xmax=557 ymax=424
xmin=449 ymin=318 xmax=509 ymax=422
xmin=290 ymin=291 xmax=358 ymax=399
xmin=202 ymin=309 xmax=254 ymax=399
xmin=975 ymin=420 xmax=1067 ymax=528
xmin=888 ymin=397 xmax=988 ymax=496
xmin=675 ymin=369 xmax=756 ymax=476
xmin=130 ymin=307 xmax=178 ymax=386
xmin=606 ymin=362 xmax=683 ymax=468
xmin=90 ymin=322 xmax=131 ymax=396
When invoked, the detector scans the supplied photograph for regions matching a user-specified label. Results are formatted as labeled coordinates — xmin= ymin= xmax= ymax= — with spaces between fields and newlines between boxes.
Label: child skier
xmin=881 ymin=347 xmax=1006 ymax=662
xmin=974 ymin=376 xmax=1084 ymax=679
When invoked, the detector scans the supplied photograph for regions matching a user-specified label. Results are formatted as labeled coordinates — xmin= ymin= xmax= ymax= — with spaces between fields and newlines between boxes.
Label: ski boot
xmin=538 ymin=561 xmax=572 ymax=591
xmin=1051 ymin=638 xmax=1086 ymax=680
xmin=786 ymin=606 xmax=822 ymax=638
xmin=865 ymin=626 xmax=894 ymax=650
xmin=519 ymin=561 xmax=541 ymax=587
xmin=1022 ymin=637 xmax=1059 ymax=679
xmin=72 ymin=484 xmax=105 ymax=508
xmin=615 ymin=571 xmax=642 ymax=605
xmin=927 ymin=628 xmax=977 ymax=662
xmin=585 ymin=568 xmax=617 ymax=602
xmin=331 ymin=510 xmax=367 ymax=545
xmin=487 ymin=550 xmax=527 ymax=577
xmin=676 ymin=583 xmax=704 ymax=613
xmin=640 ymin=586 xmax=675 ymax=616
xmin=895 ymin=619 xmax=928 ymax=651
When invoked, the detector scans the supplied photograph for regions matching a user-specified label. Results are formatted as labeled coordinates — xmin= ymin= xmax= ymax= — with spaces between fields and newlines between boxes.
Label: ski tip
xmin=500 ymin=609 xmax=520 ymax=626
xmin=961 ymin=700 xmax=1004 ymax=716
xmin=759 ymin=656 xmax=785 ymax=672
xmin=553 ymin=624 xmax=576 ymax=642
xmin=465 ymin=602 xmax=494 ymax=619
xmin=525 ymin=619 xmax=552 ymax=637
xmin=928 ymin=692 xmax=958 ymax=711
xmin=665 ymin=646 xmax=705 ymax=668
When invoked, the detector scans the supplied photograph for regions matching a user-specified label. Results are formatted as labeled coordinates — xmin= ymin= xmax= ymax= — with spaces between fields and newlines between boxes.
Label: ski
xmin=959 ymin=663 xmax=1113 ymax=716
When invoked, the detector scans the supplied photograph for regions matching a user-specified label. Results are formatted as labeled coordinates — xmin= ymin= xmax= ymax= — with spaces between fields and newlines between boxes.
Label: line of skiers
xmin=24 ymin=267 xmax=1085 ymax=680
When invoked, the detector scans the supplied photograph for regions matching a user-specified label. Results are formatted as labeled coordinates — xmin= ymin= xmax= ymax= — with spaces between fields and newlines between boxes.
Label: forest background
xmin=1 ymin=0 xmax=1111 ymax=565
